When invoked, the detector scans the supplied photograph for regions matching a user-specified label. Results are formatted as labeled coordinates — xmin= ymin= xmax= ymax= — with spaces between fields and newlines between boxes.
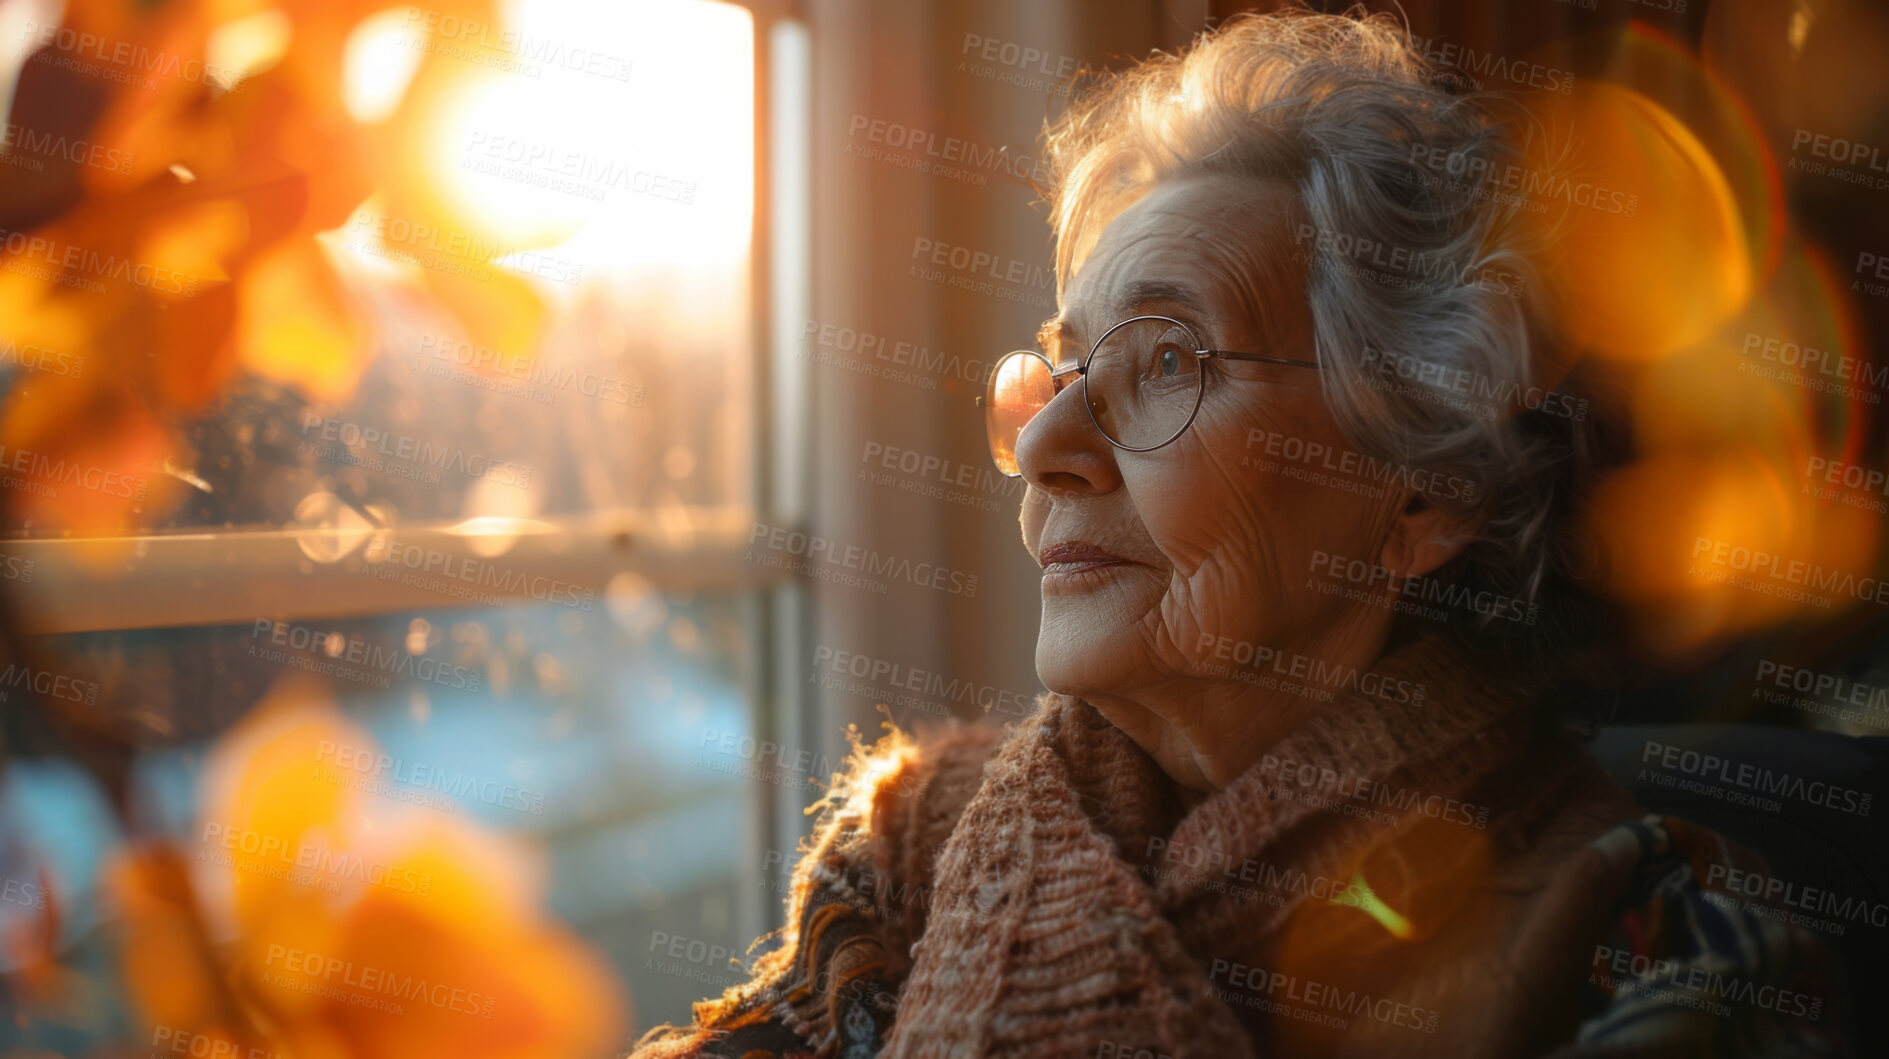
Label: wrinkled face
xmin=1017 ymin=173 xmax=1408 ymax=787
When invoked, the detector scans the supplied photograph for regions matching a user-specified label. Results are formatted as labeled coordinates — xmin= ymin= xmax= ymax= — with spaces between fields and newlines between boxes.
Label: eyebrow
xmin=1113 ymin=279 xmax=1204 ymax=316
xmin=1038 ymin=279 xmax=1208 ymax=354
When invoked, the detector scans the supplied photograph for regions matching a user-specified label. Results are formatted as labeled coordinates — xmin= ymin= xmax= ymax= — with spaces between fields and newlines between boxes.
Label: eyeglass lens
xmin=983 ymin=317 xmax=1205 ymax=474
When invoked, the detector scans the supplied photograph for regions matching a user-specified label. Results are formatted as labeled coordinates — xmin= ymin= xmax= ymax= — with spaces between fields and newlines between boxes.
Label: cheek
xmin=1135 ymin=400 xmax=1383 ymax=583
xmin=1125 ymin=469 xmax=1245 ymax=574
xmin=1126 ymin=410 xmax=1282 ymax=573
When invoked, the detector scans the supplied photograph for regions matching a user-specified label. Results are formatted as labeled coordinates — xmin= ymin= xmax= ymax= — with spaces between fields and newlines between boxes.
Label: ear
xmin=1378 ymin=491 xmax=1482 ymax=582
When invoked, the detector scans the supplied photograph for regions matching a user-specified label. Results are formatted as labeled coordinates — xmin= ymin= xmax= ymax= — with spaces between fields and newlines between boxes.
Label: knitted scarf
xmin=880 ymin=630 xmax=1583 ymax=1059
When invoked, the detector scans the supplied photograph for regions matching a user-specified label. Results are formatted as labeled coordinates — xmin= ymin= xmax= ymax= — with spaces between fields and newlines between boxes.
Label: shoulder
xmin=774 ymin=713 xmax=1009 ymax=967
xmin=835 ymin=715 xmax=1006 ymax=915
xmin=1283 ymin=751 xmax=1855 ymax=1057
xmin=626 ymin=717 xmax=1007 ymax=1059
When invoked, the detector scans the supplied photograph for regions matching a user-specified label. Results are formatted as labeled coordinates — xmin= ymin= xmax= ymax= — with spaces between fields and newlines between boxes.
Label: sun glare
xmin=331 ymin=0 xmax=753 ymax=297
xmin=342 ymin=7 xmax=425 ymax=123
xmin=426 ymin=0 xmax=754 ymax=273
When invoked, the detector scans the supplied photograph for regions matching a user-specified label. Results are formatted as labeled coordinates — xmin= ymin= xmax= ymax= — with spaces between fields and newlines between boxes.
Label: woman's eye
xmin=1149 ymin=346 xmax=1192 ymax=380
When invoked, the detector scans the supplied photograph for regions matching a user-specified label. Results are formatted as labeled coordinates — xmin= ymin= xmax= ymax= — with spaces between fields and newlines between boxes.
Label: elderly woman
xmin=635 ymin=11 xmax=1845 ymax=1059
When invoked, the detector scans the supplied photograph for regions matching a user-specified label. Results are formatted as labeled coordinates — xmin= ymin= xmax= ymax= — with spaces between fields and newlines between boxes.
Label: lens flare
xmin=1527 ymin=82 xmax=1752 ymax=362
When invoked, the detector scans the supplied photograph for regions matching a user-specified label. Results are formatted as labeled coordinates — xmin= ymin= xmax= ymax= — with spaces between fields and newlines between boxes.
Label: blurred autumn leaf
xmin=111 ymin=676 xmax=627 ymax=1059
xmin=0 ymin=0 xmax=569 ymax=536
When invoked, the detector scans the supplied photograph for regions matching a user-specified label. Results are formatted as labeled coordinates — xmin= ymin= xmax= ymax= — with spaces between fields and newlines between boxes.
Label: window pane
xmin=0 ymin=0 xmax=755 ymax=541
xmin=2 ymin=592 xmax=760 ymax=1044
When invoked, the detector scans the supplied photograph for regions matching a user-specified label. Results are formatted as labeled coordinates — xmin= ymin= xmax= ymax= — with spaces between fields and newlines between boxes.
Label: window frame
xmin=0 ymin=0 xmax=816 ymax=951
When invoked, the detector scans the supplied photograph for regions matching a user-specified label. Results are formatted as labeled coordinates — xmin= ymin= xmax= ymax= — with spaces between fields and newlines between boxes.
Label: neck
xmin=1082 ymin=611 xmax=1394 ymax=792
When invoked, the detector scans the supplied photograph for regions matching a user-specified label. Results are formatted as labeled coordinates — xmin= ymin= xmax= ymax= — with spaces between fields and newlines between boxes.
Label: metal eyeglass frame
xmin=983 ymin=313 xmax=1322 ymax=477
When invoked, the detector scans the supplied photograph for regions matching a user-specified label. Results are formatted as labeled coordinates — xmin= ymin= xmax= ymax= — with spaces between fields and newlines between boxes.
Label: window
xmin=0 ymin=0 xmax=810 ymax=1048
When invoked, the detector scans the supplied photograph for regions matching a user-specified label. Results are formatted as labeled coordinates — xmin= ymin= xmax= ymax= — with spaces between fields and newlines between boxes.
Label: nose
xmin=1014 ymin=372 xmax=1123 ymax=496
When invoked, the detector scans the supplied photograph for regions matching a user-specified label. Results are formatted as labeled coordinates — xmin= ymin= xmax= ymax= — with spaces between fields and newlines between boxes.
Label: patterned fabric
xmin=631 ymin=862 xmax=897 ymax=1059
xmin=1561 ymin=815 xmax=1851 ymax=1058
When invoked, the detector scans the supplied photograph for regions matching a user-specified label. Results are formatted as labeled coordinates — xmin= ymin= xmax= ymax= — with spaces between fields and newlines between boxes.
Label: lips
xmin=1039 ymin=540 xmax=1134 ymax=571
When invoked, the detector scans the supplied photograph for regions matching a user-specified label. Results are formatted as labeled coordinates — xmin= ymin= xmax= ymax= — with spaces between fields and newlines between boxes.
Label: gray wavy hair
xmin=1037 ymin=8 xmax=1613 ymax=678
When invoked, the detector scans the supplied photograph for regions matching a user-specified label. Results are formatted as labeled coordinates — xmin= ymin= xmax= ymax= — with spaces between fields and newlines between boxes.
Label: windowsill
xmin=2 ymin=504 xmax=782 ymax=634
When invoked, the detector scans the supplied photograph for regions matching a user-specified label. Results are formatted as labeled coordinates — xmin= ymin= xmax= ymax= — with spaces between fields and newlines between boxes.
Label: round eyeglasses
xmin=981 ymin=314 xmax=1322 ymax=477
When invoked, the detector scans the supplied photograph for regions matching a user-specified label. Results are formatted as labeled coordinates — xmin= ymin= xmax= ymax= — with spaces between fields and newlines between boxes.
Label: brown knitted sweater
xmin=630 ymin=631 xmax=1844 ymax=1058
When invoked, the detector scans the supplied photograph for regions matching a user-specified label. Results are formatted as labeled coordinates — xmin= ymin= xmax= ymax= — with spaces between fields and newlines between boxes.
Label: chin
xmin=1035 ymin=571 xmax=1170 ymax=694
xmin=1034 ymin=613 xmax=1138 ymax=699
